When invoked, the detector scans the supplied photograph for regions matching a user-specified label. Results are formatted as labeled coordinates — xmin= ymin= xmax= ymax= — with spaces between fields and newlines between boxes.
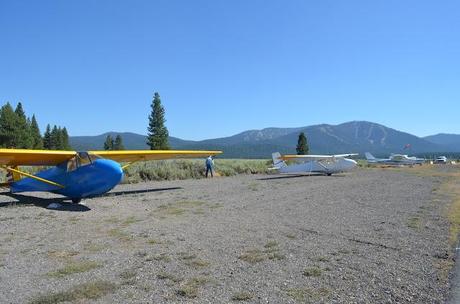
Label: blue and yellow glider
xmin=0 ymin=149 xmax=222 ymax=203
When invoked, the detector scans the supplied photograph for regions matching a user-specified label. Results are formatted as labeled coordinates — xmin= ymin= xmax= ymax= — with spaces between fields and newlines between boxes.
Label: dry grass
xmin=264 ymin=240 xmax=279 ymax=249
xmin=315 ymin=256 xmax=330 ymax=262
xmin=108 ymin=228 xmax=131 ymax=242
xmin=231 ymin=291 xmax=253 ymax=301
xmin=442 ymin=173 xmax=460 ymax=245
xmin=303 ymin=266 xmax=322 ymax=277
xmin=29 ymin=281 xmax=116 ymax=304
xmin=152 ymin=253 xmax=172 ymax=262
xmin=120 ymin=269 xmax=137 ymax=285
xmin=47 ymin=260 xmax=101 ymax=278
xmin=286 ymin=287 xmax=331 ymax=302
xmin=122 ymin=215 xmax=141 ymax=226
xmin=389 ymin=165 xmax=460 ymax=245
xmin=186 ymin=259 xmax=211 ymax=268
xmin=285 ymin=233 xmax=296 ymax=239
xmin=83 ymin=242 xmax=107 ymax=253
xmin=122 ymin=159 xmax=270 ymax=183
xmin=153 ymin=200 xmax=219 ymax=218
xmin=147 ymin=238 xmax=161 ymax=245
xmin=239 ymin=249 xmax=265 ymax=264
xmin=176 ymin=277 xmax=209 ymax=298
xmin=47 ymin=250 xmax=79 ymax=260
xmin=407 ymin=216 xmax=422 ymax=229
xmin=157 ymin=271 xmax=182 ymax=282
xmin=239 ymin=240 xmax=285 ymax=263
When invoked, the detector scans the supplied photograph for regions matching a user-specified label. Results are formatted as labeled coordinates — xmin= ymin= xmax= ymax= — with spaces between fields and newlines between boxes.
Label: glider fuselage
xmin=10 ymin=159 xmax=123 ymax=200
xmin=278 ymin=158 xmax=357 ymax=175
xmin=270 ymin=152 xmax=358 ymax=175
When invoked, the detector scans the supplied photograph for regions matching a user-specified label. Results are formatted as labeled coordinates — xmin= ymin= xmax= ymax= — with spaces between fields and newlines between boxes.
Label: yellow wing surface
xmin=88 ymin=150 xmax=222 ymax=163
xmin=0 ymin=149 xmax=77 ymax=166
xmin=0 ymin=148 xmax=222 ymax=166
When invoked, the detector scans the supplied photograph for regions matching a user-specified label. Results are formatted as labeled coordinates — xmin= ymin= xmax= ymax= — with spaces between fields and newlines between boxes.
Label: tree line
xmin=1 ymin=95 xmax=308 ymax=154
xmin=0 ymin=102 xmax=70 ymax=150
xmin=104 ymin=134 xmax=125 ymax=150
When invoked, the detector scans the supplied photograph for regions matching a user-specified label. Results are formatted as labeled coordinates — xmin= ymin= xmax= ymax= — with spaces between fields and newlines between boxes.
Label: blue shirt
xmin=206 ymin=157 xmax=214 ymax=168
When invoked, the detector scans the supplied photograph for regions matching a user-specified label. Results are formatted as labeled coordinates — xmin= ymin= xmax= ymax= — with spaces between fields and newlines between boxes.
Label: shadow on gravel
xmin=0 ymin=193 xmax=91 ymax=212
xmin=101 ymin=187 xmax=182 ymax=198
xmin=258 ymin=174 xmax=347 ymax=181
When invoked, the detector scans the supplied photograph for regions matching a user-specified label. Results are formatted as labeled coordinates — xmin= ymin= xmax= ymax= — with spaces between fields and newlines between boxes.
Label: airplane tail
xmin=271 ymin=152 xmax=287 ymax=169
xmin=364 ymin=152 xmax=376 ymax=161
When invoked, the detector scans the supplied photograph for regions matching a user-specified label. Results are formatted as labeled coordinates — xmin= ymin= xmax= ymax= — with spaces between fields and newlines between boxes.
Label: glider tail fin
xmin=272 ymin=152 xmax=287 ymax=169
xmin=365 ymin=152 xmax=376 ymax=161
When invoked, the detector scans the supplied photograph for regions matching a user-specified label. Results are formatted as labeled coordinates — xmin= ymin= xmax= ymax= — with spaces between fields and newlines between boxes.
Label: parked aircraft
xmin=0 ymin=149 xmax=222 ymax=203
xmin=434 ymin=156 xmax=448 ymax=164
xmin=365 ymin=152 xmax=425 ymax=166
xmin=270 ymin=152 xmax=358 ymax=175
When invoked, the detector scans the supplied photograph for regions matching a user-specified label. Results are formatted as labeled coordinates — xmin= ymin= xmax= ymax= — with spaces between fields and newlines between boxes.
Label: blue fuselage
xmin=11 ymin=159 xmax=124 ymax=200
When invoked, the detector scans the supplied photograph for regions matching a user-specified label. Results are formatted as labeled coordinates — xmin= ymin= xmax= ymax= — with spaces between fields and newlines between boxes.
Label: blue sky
xmin=1 ymin=0 xmax=459 ymax=139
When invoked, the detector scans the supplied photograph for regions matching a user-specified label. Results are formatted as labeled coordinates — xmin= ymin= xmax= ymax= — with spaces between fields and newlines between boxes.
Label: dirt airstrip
xmin=0 ymin=168 xmax=456 ymax=303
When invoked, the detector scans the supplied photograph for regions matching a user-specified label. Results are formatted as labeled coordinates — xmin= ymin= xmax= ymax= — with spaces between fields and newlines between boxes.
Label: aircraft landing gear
xmin=71 ymin=198 xmax=82 ymax=204
xmin=326 ymin=173 xmax=332 ymax=176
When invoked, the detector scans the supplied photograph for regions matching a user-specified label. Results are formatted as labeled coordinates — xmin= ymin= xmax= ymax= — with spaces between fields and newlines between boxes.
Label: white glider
xmin=270 ymin=152 xmax=358 ymax=176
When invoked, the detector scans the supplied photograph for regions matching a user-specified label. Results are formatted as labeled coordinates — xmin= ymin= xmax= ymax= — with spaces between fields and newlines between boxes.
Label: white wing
xmin=281 ymin=153 xmax=358 ymax=161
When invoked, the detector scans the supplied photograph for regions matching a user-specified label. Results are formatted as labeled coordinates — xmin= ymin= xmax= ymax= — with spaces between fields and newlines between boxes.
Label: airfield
xmin=0 ymin=166 xmax=457 ymax=303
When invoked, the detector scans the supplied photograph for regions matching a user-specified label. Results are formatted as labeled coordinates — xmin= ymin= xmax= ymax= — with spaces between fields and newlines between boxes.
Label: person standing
xmin=205 ymin=156 xmax=214 ymax=178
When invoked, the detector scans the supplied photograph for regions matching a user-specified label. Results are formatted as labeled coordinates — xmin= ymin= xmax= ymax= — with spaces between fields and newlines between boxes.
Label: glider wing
xmin=89 ymin=150 xmax=223 ymax=163
xmin=281 ymin=153 xmax=358 ymax=161
xmin=0 ymin=149 xmax=76 ymax=166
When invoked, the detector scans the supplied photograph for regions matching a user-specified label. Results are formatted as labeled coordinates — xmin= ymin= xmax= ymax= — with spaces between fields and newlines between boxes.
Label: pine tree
xmin=104 ymin=135 xmax=114 ymax=150
xmin=50 ymin=125 xmax=61 ymax=150
xmin=147 ymin=92 xmax=170 ymax=150
xmin=296 ymin=132 xmax=309 ymax=155
xmin=30 ymin=115 xmax=43 ymax=149
xmin=56 ymin=127 xmax=64 ymax=150
xmin=0 ymin=102 xmax=18 ymax=148
xmin=43 ymin=124 xmax=52 ymax=149
xmin=14 ymin=102 xmax=33 ymax=148
xmin=61 ymin=127 xmax=71 ymax=150
xmin=113 ymin=134 xmax=125 ymax=150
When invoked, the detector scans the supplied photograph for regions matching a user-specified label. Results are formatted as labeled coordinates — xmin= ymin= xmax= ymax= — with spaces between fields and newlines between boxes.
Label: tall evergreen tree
xmin=43 ymin=124 xmax=52 ymax=149
xmin=296 ymin=132 xmax=309 ymax=155
xmin=114 ymin=134 xmax=125 ymax=150
xmin=61 ymin=127 xmax=71 ymax=150
xmin=50 ymin=125 xmax=61 ymax=150
xmin=0 ymin=102 xmax=18 ymax=148
xmin=30 ymin=115 xmax=43 ymax=149
xmin=104 ymin=135 xmax=114 ymax=150
xmin=14 ymin=102 xmax=33 ymax=148
xmin=147 ymin=92 xmax=170 ymax=150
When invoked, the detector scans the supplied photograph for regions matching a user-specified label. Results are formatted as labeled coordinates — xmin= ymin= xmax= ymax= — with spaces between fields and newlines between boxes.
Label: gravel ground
xmin=0 ymin=168 xmax=453 ymax=303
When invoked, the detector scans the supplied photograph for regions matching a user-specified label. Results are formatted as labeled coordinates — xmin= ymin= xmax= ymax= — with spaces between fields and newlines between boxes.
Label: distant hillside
xmin=70 ymin=132 xmax=191 ymax=151
xmin=424 ymin=133 xmax=460 ymax=151
xmin=69 ymin=121 xmax=457 ymax=158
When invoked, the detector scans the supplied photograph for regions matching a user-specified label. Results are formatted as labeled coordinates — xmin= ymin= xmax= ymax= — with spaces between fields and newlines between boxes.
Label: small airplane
xmin=270 ymin=152 xmax=358 ymax=176
xmin=0 ymin=149 xmax=222 ymax=203
xmin=365 ymin=152 xmax=425 ymax=166
xmin=434 ymin=156 xmax=448 ymax=164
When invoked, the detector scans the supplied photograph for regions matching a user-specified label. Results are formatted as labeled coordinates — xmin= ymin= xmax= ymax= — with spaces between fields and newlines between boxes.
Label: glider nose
xmin=347 ymin=159 xmax=358 ymax=169
xmin=95 ymin=159 xmax=124 ymax=185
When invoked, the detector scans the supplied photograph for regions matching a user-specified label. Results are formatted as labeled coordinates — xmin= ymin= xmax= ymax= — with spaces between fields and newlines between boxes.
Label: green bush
xmin=0 ymin=159 xmax=271 ymax=184
xmin=123 ymin=159 xmax=270 ymax=183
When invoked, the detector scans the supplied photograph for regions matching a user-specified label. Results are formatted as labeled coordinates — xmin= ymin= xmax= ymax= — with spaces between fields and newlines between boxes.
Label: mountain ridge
xmin=69 ymin=121 xmax=460 ymax=158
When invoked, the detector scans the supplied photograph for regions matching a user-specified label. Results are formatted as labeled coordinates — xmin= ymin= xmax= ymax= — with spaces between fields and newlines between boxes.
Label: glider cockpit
xmin=66 ymin=152 xmax=101 ymax=172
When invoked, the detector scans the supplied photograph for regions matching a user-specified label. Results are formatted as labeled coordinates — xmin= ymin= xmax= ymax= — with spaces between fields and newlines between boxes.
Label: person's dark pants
xmin=206 ymin=165 xmax=213 ymax=178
